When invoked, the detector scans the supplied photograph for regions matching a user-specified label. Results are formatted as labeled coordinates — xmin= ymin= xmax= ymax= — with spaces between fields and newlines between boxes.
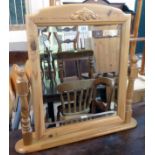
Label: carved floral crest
xmin=70 ymin=7 xmax=99 ymax=21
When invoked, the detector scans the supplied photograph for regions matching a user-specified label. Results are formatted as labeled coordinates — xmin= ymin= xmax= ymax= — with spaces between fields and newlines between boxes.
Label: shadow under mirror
xmin=37 ymin=24 xmax=121 ymax=129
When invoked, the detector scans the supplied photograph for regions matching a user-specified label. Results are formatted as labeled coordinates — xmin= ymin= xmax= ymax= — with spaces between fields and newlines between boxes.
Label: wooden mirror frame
xmin=15 ymin=4 xmax=138 ymax=153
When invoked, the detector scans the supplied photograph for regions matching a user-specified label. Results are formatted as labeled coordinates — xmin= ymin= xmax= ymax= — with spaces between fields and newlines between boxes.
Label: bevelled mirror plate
xmin=37 ymin=24 xmax=121 ymax=129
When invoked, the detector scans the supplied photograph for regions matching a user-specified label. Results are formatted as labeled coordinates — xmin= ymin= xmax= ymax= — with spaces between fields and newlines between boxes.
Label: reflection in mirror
xmin=37 ymin=24 xmax=121 ymax=129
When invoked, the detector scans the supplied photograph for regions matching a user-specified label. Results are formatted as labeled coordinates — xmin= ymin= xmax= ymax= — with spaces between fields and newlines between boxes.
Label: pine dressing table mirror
xmin=15 ymin=3 xmax=138 ymax=154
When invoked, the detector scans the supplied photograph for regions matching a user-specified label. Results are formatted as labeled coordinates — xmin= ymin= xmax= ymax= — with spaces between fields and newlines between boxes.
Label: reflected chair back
xmin=57 ymin=79 xmax=95 ymax=120
xmin=92 ymin=77 xmax=115 ymax=112
xmin=53 ymin=26 xmax=79 ymax=52
xmin=52 ymin=49 xmax=95 ymax=83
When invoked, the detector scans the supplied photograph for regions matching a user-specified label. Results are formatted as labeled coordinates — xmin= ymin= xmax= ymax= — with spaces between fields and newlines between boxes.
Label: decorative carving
xmin=70 ymin=7 xmax=99 ymax=21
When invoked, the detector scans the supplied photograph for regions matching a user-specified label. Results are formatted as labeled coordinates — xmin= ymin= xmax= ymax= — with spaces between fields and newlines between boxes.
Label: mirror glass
xmin=37 ymin=24 xmax=122 ymax=128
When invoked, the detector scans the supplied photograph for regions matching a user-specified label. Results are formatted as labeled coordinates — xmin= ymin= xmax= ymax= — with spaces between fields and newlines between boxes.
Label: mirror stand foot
xmin=15 ymin=118 xmax=137 ymax=154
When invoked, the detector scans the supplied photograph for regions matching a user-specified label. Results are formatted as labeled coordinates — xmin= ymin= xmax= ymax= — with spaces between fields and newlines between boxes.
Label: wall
xmin=9 ymin=0 xmax=49 ymax=51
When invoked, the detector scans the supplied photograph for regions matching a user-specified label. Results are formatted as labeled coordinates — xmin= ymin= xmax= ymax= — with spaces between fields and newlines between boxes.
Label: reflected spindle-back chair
xmin=57 ymin=79 xmax=95 ymax=120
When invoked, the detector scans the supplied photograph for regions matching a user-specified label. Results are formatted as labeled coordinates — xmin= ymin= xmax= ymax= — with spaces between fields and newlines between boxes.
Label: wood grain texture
xmin=117 ymin=17 xmax=131 ymax=121
xmin=15 ymin=4 xmax=134 ymax=153
xmin=14 ymin=65 xmax=32 ymax=145
xmin=9 ymin=77 xmax=16 ymax=119
xmin=31 ymin=4 xmax=130 ymax=26
xmin=57 ymin=79 xmax=94 ymax=120
xmin=26 ymin=15 xmax=45 ymax=139
xmin=139 ymin=45 xmax=145 ymax=75
xmin=91 ymin=25 xmax=120 ymax=74
xmin=126 ymin=56 xmax=138 ymax=123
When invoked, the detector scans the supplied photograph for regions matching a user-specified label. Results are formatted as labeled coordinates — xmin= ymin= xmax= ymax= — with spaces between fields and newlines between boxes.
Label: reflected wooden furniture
xmin=40 ymin=51 xmax=56 ymax=83
xmin=92 ymin=77 xmax=115 ymax=113
xmin=52 ymin=49 xmax=94 ymax=83
xmin=38 ymin=27 xmax=53 ymax=81
xmin=15 ymin=4 xmax=138 ymax=153
xmin=57 ymin=77 xmax=115 ymax=121
xmin=53 ymin=26 xmax=82 ymax=81
xmin=57 ymin=79 xmax=94 ymax=121
xmin=91 ymin=25 xmax=120 ymax=75
xmin=54 ymin=26 xmax=79 ymax=52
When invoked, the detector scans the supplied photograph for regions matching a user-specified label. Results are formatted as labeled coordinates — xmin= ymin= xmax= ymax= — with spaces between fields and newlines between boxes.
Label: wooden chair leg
xmin=91 ymin=101 xmax=96 ymax=113
xmin=75 ymin=60 xmax=81 ymax=79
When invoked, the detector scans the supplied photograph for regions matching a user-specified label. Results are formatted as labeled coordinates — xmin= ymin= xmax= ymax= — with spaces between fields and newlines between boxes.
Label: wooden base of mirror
xmin=15 ymin=118 xmax=137 ymax=154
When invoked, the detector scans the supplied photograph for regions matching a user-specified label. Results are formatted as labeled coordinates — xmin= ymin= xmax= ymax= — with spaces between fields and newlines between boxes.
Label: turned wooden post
xmin=16 ymin=66 xmax=32 ymax=145
xmin=126 ymin=56 xmax=138 ymax=123
xmin=139 ymin=44 xmax=145 ymax=75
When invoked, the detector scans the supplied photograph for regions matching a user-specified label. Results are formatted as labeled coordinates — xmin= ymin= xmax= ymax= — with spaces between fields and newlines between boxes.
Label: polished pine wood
xmin=139 ymin=46 xmax=145 ymax=75
xmin=26 ymin=11 xmax=45 ymax=139
xmin=15 ymin=66 xmax=33 ymax=145
xmin=126 ymin=56 xmax=138 ymax=123
xmin=129 ymin=37 xmax=145 ymax=75
xmin=9 ymin=72 xmax=16 ymax=120
xmin=10 ymin=64 xmax=33 ymax=145
xmin=57 ymin=79 xmax=94 ymax=120
xmin=9 ymin=64 xmax=20 ymax=115
xmin=91 ymin=25 xmax=120 ymax=74
xmin=15 ymin=4 xmax=136 ymax=153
